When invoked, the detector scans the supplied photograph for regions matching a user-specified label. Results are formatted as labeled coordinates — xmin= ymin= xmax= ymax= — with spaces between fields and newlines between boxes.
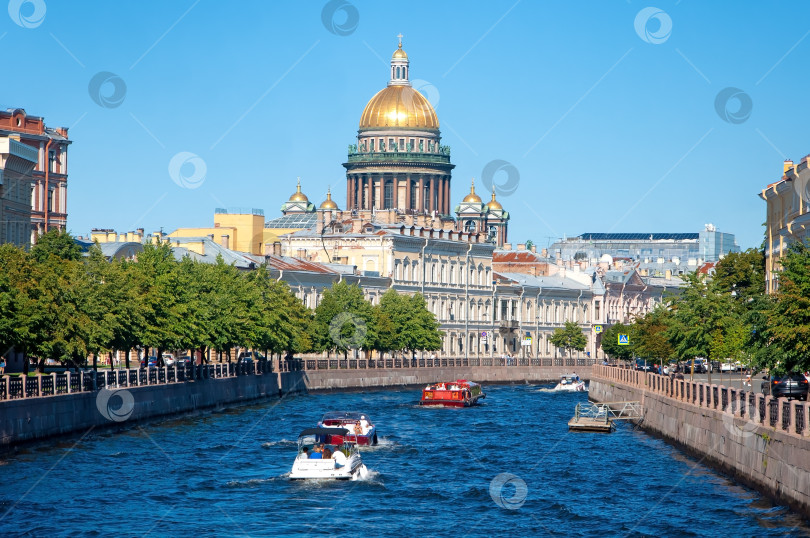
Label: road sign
xmin=594 ymin=325 xmax=603 ymax=334
xmin=481 ymin=331 xmax=487 ymax=337
xmin=521 ymin=336 xmax=532 ymax=347
xmin=618 ymin=334 xmax=630 ymax=345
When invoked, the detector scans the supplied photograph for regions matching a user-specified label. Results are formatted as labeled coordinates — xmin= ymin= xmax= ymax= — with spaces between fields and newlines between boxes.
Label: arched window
xmin=465 ymin=220 xmax=476 ymax=232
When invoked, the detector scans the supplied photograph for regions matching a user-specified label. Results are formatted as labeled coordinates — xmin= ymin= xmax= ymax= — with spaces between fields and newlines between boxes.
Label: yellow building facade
xmin=760 ymin=158 xmax=810 ymax=293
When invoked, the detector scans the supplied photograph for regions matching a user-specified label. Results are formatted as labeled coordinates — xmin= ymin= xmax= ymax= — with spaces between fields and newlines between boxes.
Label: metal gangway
xmin=569 ymin=401 xmax=643 ymax=432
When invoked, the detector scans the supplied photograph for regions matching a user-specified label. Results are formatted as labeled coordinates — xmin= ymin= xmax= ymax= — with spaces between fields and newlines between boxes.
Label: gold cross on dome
xmin=397 ymin=33 xmax=403 ymax=47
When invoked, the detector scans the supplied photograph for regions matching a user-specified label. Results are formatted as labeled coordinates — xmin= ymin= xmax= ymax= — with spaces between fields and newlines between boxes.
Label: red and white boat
xmin=419 ymin=379 xmax=485 ymax=407
xmin=317 ymin=411 xmax=378 ymax=446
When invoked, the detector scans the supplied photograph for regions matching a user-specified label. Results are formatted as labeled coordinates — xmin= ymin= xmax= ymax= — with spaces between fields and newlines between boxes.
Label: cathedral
xmin=270 ymin=38 xmax=509 ymax=247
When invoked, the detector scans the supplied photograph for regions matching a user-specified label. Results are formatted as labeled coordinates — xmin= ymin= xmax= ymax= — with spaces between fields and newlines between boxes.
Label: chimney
xmin=220 ymin=234 xmax=230 ymax=249
xmin=541 ymin=248 xmax=548 ymax=257
xmin=665 ymin=269 xmax=672 ymax=280
xmin=503 ymin=243 xmax=512 ymax=250
xmin=273 ymin=241 xmax=282 ymax=256
xmin=517 ymin=243 xmax=526 ymax=251
xmin=531 ymin=245 xmax=537 ymax=253
xmin=784 ymin=159 xmax=794 ymax=174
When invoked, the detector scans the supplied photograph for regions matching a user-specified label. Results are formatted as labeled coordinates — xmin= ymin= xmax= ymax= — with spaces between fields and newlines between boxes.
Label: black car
xmin=761 ymin=373 xmax=809 ymax=401
xmin=682 ymin=360 xmax=707 ymax=374
xmin=175 ymin=356 xmax=193 ymax=367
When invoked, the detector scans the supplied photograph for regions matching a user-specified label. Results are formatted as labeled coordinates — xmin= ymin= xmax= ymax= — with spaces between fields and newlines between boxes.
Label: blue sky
xmin=4 ymin=0 xmax=809 ymax=250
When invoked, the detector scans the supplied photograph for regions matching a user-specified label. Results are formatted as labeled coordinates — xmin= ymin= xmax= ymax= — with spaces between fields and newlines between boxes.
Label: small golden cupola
xmin=319 ymin=187 xmax=339 ymax=210
xmin=487 ymin=191 xmax=503 ymax=211
xmin=289 ymin=178 xmax=309 ymax=202
xmin=462 ymin=178 xmax=482 ymax=203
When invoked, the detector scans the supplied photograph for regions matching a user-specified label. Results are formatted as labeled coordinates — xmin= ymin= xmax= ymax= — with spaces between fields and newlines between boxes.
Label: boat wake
xmin=536 ymin=386 xmax=589 ymax=393
xmin=261 ymin=439 xmax=296 ymax=448
xmin=225 ymin=477 xmax=275 ymax=488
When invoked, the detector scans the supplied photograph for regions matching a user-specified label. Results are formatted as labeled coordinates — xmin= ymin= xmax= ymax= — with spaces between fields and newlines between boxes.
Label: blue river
xmin=1 ymin=384 xmax=808 ymax=537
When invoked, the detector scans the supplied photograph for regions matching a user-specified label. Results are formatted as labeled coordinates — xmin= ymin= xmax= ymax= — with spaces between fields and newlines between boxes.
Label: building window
xmin=384 ymin=181 xmax=393 ymax=209
xmin=465 ymin=220 xmax=476 ymax=232
xmin=410 ymin=181 xmax=417 ymax=208
xmin=49 ymin=150 xmax=56 ymax=173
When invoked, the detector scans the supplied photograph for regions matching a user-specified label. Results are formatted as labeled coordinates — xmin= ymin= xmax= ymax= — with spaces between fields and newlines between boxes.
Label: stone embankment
xmin=590 ymin=365 xmax=810 ymax=518
xmin=0 ymin=358 xmax=592 ymax=449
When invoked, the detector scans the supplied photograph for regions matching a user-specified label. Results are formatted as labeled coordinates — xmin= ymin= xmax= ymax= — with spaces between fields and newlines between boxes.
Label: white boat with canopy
xmin=289 ymin=427 xmax=368 ymax=480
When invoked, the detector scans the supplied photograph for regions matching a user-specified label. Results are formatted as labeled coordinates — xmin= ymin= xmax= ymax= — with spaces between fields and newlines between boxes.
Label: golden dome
xmin=360 ymin=85 xmax=438 ymax=130
xmin=289 ymin=179 xmax=308 ymax=202
xmin=487 ymin=192 xmax=503 ymax=210
xmin=392 ymin=43 xmax=408 ymax=59
xmin=320 ymin=188 xmax=338 ymax=210
xmin=463 ymin=178 xmax=482 ymax=203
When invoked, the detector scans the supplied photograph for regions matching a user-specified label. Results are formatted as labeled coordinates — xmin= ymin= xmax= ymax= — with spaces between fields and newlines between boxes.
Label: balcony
xmin=0 ymin=138 xmax=38 ymax=163
xmin=345 ymin=149 xmax=452 ymax=166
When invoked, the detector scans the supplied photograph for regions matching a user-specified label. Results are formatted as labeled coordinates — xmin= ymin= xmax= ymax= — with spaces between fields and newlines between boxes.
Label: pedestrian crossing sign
xmin=594 ymin=325 xmax=603 ymax=334
xmin=618 ymin=334 xmax=630 ymax=345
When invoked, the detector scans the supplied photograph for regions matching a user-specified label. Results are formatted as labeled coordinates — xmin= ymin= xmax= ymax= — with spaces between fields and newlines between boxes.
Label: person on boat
xmin=332 ymin=447 xmax=347 ymax=468
xmin=353 ymin=422 xmax=363 ymax=435
xmin=322 ymin=445 xmax=333 ymax=459
xmin=309 ymin=445 xmax=323 ymax=459
xmin=297 ymin=447 xmax=309 ymax=460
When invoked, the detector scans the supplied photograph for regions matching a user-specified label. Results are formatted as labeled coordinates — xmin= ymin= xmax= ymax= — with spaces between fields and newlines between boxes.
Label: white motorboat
xmin=552 ymin=374 xmax=587 ymax=392
xmin=289 ymin=427 xmax=368 ymax=480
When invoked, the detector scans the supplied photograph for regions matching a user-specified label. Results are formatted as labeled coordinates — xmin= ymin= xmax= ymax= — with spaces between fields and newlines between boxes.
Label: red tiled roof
xmin=493 ymin=251 xmax=542 ymax=263
xmin=697 ymin=261 xmax=717 ymax=275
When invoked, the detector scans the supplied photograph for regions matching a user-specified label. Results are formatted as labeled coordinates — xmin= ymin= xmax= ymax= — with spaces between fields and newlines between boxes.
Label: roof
xmin=265 ymin=213 xmax=317 ymax=229
xmin=168 ymin=236 xmax=260 ymax=269
xmin=263 ymin=254 xmax=334 ymax=274
xmin=492 ymin=250 xmax=549 ymax=263
xmin=494 ymin=271 xmax=592 ymax=291
xmin=572 ymin=233 xmax=699 ymax=241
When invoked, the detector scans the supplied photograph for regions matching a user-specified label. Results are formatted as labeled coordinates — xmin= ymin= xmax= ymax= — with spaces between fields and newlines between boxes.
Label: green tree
xmin=633 ymin=306 xmax=674 ymax=364
xmin=312 ymin=281 xmax=373 ymax=358
xmin=30 ymin=229 xmax=82 ymax=264
xmin=766 ymin=241 xmax=810 ymax=373
xmin=376 ymin=290 xmax=442 ymax=357
xmin=549 ymin=321 xmax=587 ymax=357
xmin=600 ymin=322 xmax=635 ymax=361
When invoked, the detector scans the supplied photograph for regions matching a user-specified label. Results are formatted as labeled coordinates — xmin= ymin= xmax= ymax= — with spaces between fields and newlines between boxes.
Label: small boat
xmin=419 ymin=379 xmax=485 ymax=407
xmin=289 ymin=427 xmax=368 ymax=480
xmin=317 ymin=411 xmax=378 ymax=446
xmin=552 ymin=374 xmax=587 ymax=392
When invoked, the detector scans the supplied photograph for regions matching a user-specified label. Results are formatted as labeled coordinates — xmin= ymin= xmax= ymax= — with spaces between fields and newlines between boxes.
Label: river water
xmin=1 ymin=384 xmax=808 ymax=537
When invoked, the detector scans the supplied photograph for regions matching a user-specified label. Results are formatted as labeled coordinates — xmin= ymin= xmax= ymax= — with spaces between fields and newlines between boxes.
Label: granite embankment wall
xmin=0 ymin=365 xmax=590 ymax=449
xmin=590 ymin=366 xmax=810 ymax=518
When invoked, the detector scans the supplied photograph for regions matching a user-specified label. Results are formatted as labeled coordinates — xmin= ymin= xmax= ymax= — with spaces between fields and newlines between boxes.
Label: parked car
xmin=635 ymin=359 xmax=654 ymax=372
xmin=237 ymin=351 xmax=265 ymax=362
xmin=682 ymin=360 xmax=707 ymax=374
xmin=162 ymin=353 xmax=176 ymax=367
xmin=761 ymin=373 xmax=809 ymax=401
xmin=175 ymin=356 xmax=193 ymax=367
xmin=720 ymin=362 xmax=735 ymax=373
xmin=140 ymin=356 xmax=158 ymax=368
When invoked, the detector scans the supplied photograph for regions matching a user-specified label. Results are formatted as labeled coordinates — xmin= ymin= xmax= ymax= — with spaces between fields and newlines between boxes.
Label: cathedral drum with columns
xmin=344 ymin=39 xmax=455 ymax=217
